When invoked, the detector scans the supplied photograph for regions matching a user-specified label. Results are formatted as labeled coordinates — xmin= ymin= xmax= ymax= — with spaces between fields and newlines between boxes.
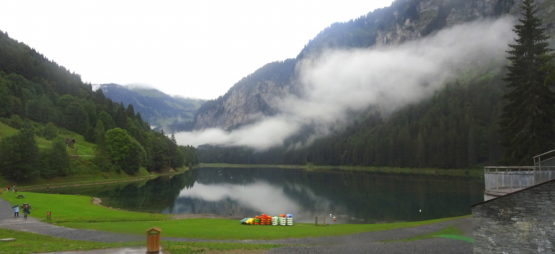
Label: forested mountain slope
xmin=100 ymin=84 xmax=204 ymax=132
xmin=0 ymin=31 xmax=197 ymax=181
xmin=196 ymin=0 xmax=555 ymax=168
xmin=194 ymin=0 xmax=555 ymax=131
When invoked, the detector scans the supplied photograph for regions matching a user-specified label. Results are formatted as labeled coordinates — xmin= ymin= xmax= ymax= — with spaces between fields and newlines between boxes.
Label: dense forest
xmin=198 ymin=72 xmax=505 ymax=168
xmin=0 ymin=31 xmax=198 ymax=181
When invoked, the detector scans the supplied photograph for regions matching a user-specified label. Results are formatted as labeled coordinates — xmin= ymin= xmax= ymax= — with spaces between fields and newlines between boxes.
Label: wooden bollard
xmin=46 ymin=211 xmax=52 ymax=222
xmin=146 ymin=227 xmax=161 ymax=254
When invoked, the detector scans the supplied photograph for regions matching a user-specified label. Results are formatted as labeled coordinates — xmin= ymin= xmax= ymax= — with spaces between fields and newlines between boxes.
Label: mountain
xmin=99 ymin=84 xmax=205 ymax=132
xmin=195 ymin=0 xmax=555 ymax=168
xmin=194 ymin=0 xmax=555 ymax=130
xmin=194 ymin=60 xmax=297 ymax=130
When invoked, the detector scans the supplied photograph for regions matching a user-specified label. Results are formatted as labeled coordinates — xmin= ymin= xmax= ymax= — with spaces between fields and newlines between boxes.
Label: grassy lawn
xmin=199 ymin=163 xmax=483 ymax=178
xmin=1 ymin=191 xmax=467 ymax=240
xmin=61 ymin=216 xmax=466 ymax=240
xmin=1 ymin=192 xmax=169 ymax=223
xmin=0 ymin=228 xmax=277 ymax=254
xmin=0 ymin=228 xmax=137 ymax=254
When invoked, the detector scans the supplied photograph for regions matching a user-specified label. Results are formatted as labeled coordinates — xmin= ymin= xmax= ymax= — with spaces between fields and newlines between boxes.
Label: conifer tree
xmin=500 ymin=0 xmax=555 ymax=164
xmin=0 ymin=123 xmax=39 ymax=181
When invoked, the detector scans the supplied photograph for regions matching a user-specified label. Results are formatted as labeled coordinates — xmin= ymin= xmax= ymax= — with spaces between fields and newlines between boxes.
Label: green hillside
xmin=0 ymin=31 xmax=198 ymax=184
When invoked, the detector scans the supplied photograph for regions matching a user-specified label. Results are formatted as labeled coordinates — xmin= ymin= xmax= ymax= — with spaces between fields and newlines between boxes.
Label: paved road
xmin=0 ymin=197 xmax=473 ymax=253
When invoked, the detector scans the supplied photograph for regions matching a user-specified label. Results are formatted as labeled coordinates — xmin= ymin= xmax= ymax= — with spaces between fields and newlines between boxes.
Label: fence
xmin=484 ymin=166 xmax=555 ymax=192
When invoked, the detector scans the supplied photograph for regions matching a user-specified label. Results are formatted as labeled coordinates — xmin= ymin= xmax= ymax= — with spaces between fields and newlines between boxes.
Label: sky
xmin=0 ymin=0 xmax=394 ymax=99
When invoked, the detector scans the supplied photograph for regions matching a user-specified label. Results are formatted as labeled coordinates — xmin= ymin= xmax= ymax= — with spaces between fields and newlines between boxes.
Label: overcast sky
xmin=0 ymin=0 xmax=394 ymax=99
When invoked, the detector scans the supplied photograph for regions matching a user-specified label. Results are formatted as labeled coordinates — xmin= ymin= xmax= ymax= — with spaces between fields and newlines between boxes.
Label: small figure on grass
xmin=12 ymin=205 xmax=19 ymax=218
xmin=22 ymin=203 xmax=31 ymax=220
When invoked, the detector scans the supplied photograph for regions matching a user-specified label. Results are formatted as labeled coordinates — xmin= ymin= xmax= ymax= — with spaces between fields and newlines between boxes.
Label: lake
xmin=37 ymin=167 xmax=483 ymax=223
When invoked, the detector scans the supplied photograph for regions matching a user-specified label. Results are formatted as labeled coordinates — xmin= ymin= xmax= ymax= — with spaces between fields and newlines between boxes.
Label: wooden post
xmin=46 ymin=211 xmax=52 ymax=222
xmin=146 ymin=227 xmax=161 ymax=254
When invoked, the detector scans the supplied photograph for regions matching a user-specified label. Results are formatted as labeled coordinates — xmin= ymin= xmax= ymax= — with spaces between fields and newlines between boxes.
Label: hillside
xmin=194 ymin=0 xmax=555 ymax=168
xmin=0 ymin=30 xmax=198 ymax=182
xmin=99 ymin=84 xmax=204 ymax=132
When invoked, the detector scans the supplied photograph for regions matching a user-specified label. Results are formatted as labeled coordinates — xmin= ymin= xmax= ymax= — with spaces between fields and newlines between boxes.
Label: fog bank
xmin=176 ymin=17 xmax=515 ymax=150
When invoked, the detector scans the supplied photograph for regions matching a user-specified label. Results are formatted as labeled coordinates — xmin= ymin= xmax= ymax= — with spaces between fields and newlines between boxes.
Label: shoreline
xmin=197 ymin=163 xmax=483 ymax=178
xmin=15 ymin=168 xmax=190 ymax=192
xmin=4 ymin=162 xmax=482 ymax=192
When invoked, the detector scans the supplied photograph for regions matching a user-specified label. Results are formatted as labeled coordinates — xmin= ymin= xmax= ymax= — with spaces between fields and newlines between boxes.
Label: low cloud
xmin=176 ymin=17 xmax=515 ymax=150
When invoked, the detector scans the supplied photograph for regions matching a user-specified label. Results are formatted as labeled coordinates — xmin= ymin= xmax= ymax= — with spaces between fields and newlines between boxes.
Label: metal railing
xmin=533 ymin=149 xmax=555 ymax=167
xmin=484 ymin=166 xmax=555 ymax=191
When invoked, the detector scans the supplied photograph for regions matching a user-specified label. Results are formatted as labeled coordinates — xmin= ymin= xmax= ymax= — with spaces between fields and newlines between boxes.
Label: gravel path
xmin=0 ymin=197 xmax=142 ymax=242
xmin=266 ymin=218 xmax=473 ymax=253
xmin=0 ymin=197 xmax=473 ymax=253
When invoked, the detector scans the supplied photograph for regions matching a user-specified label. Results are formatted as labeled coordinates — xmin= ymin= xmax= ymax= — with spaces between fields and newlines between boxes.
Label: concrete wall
xmin=472 ymin=180 xmax=555 ymax=253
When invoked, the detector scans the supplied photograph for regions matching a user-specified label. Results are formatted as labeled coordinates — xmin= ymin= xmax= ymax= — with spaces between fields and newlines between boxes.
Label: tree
xmin=104 ymin=128 xmax=145 ymax=175
xmin=40 ymin=139 xmax=70 ymax=178
xmin=0 ymin=123 xmax=39 ymax=181
xmin=500 ymin=0 xmax=555 ymax=164
xmin=94 ymin=120 xmax=106 ymax=145
xmin=41 ymin=122 xmax=58 ymax=140
xmin=63 ymin=102 xmax=89 ymax=135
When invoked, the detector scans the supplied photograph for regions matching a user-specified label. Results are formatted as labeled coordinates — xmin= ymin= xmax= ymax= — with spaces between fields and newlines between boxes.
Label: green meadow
xmin=1 ymin=191 xmax=467 ymax=240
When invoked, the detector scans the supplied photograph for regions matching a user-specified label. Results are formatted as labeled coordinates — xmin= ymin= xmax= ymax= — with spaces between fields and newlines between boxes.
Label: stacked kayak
xmin=241 ymin=213 xmax=294 ymax=226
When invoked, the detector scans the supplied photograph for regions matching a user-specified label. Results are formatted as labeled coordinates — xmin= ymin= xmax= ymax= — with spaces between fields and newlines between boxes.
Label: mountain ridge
xmin=193 ymin=0 xmax=555 ymax=168
xmin=193 ymin=0 xmax=554 ymax=131
xmin=99 ymin=83 xmax=205 ymax=132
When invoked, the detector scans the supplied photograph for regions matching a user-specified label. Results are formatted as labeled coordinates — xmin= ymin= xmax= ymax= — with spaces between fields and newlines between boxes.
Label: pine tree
xmin=0 ymin=123 xmax=39 ymax=181
xmin=40 ymin=139 xmax=70 ymax=178
xmin=500 ymin=0 xmax=555 ymax=164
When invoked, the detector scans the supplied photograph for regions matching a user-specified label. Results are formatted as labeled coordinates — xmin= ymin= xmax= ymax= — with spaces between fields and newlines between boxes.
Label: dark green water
xmin=36 ymin=167 xmax=483 ymax=223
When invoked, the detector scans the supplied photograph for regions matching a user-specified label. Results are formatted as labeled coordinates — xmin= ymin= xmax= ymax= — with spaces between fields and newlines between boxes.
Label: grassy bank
xmin=1 ymin=191 xmax=468 ymax=240
xmin=0 ymin=228 xmax=277 ymax=254
xmin=198 ymin=163 xmax=483 ymax=178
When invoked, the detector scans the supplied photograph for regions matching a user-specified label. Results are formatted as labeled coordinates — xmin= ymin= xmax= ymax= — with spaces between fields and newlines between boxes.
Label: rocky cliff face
xmin=193 ymin=59 xmax=297 ymax=129
xmin=193 ymin=0 xmax=555 ymax=130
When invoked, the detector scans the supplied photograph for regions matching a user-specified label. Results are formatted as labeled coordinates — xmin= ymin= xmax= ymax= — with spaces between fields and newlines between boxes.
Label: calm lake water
xmin=37 ymin=167 xmax=483 ymax=223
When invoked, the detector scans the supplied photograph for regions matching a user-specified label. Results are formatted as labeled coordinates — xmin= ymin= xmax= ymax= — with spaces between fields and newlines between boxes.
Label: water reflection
xmin=36 ymin=167 xmax=483 ymax=223
xmin=176 ymin=181 xmax=300 ymax=214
